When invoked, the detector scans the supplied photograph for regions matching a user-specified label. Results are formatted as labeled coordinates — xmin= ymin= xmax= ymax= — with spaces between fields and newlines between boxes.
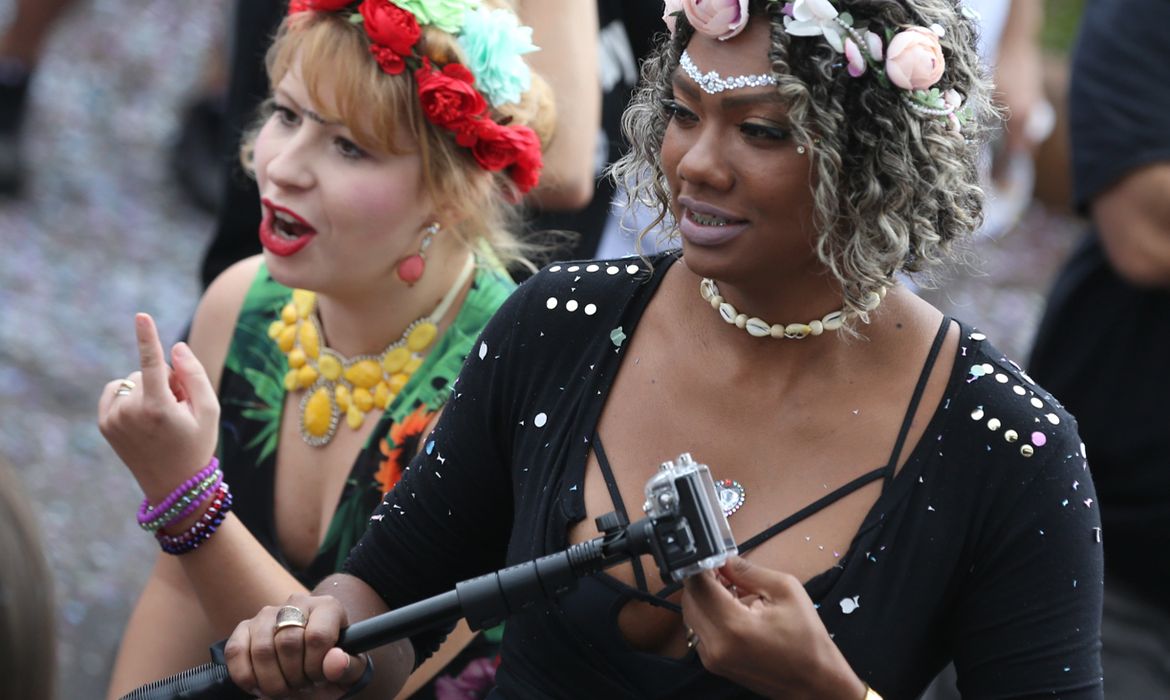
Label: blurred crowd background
xmin=0 ymin=0 xmax=1091 ymax=697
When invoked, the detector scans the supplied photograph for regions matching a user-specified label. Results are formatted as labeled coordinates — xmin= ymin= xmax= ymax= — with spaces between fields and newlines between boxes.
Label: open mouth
xmin=686 ymin=209 xmax=741 ymax=227
xmin=259 ymin=200 xmax=317 ymax=256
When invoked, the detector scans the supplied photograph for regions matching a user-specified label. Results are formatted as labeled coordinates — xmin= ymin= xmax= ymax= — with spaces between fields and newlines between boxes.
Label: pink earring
xmin=397 ymin=222 xmax=440 ymax=286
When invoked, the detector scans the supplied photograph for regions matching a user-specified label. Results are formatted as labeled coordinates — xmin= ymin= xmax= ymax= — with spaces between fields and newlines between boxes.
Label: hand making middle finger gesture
xmin=97 ymin=312 xmax=220 ymax=502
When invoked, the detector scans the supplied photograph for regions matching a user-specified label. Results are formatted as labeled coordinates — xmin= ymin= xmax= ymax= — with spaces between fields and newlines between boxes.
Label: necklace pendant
xmin=716 ymin=478 xmax=746 ymax=517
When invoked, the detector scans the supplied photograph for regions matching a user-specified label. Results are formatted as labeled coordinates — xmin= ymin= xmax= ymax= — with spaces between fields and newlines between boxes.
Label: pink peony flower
xmin=884 ymin=26 xmax=945 ymax=91
xmin=682 ymin=0 xmax=750 ymax=41
xmin=844 ymin=38 xmax=866 ymax=77
xmin=663 ymin=0 xmax=683 ymax=35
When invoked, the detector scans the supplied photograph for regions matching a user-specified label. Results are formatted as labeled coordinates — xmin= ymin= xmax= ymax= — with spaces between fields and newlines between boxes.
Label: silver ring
xmin=685 ymin=626 xmax=699 ymax=649
xmin=274 ymin=605 xmax=308 ymax=632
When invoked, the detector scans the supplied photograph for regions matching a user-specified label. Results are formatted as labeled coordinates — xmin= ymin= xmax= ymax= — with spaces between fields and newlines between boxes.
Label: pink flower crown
xmin=663 ymin=0 xmax=966 ymax=132
xmin=288 ymin=0 xmax=543 ymax=193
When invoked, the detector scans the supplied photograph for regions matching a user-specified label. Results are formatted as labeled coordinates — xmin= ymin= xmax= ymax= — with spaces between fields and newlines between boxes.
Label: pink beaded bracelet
xmin=156 ymin=483 xmax=233 ymax=555
xmin=137 ymin=458 xmax=220 ymax=527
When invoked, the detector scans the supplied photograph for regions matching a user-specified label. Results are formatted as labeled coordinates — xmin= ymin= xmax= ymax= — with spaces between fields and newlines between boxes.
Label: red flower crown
xmin=288 ymin=0 xmax=543 ymax=194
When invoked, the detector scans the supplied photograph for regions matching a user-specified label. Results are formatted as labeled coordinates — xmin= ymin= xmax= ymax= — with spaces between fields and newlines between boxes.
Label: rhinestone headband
xmin=680 ymin=50 xmax=778 ymax=95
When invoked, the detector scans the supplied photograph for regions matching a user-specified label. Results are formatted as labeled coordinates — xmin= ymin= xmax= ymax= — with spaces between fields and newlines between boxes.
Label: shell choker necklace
xmin=699 ymin=278 xmax=884 ymax=339
xmin=271 ymin=254 xmax=476 ymax=446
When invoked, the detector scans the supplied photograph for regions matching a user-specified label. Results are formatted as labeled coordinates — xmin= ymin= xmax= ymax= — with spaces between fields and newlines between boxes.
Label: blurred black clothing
xmin=1028 ymin=0 xmax=1170 ymax=615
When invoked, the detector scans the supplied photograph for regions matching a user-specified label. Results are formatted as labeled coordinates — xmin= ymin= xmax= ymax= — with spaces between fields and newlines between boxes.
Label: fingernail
xmin=173 ymin=342 xmax=190 ymax=359
xmin=135 ymin=313 xmax=148 ymax=329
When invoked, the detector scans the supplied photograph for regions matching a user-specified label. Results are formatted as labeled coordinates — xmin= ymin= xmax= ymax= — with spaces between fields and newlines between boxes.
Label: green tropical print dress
xmin=216 ymin=260 xmax=512 ymax=698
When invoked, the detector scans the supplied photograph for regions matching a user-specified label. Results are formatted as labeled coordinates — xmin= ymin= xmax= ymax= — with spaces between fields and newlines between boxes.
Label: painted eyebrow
xmin=274 ymin=88 xmax=341 ymax=126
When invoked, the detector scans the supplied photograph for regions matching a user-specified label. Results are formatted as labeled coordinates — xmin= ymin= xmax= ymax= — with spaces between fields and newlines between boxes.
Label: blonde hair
xmin=613 ymin=0 xmax=997 ymax=320
xmin=248 ymin=3 xmax=556 ymax=270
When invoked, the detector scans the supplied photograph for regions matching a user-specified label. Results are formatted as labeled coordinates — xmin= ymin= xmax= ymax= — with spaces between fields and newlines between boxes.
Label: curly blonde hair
xmin=245 ymin=2 xmax=556 ymax=271
xmin=612 ymin=0 xmax=997 ymax=319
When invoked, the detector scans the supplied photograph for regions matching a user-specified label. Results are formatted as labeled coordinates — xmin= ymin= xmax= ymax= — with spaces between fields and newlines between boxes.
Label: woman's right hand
xmin=97 ymin=313 xmax=220 ymax=501
xmin=224 ymin=594 xmax=370 ymax=699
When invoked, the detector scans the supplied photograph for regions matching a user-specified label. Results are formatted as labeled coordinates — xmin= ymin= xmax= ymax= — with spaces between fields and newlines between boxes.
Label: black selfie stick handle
xmin=121 ymin=523 xmax=647 ymax=700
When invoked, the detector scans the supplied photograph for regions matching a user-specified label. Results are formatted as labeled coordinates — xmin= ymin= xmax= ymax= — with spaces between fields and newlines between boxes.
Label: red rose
xmin=359 ymin=0 xmax=421 ymax=56
xmin=369 ymin=45 xmax=406 ymax=75
xmin=469 ymin=120 xmax=518 ymax=172
xmin=415 ymin=61 xmax=487 ymax=129
xmin=309 ymin=0 xmax=355 ymax=9
xmin=290 ymin=0 xmax=353 ymax=13
xmin=505 ymin=125 xmax=543 ymax=193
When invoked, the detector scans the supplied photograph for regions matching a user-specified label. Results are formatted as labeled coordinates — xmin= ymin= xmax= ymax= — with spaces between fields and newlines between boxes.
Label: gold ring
xmin=115 ymin=378 xmax=136 ymax=396
xmin=274 ymin=605 xmax=308 ymax=632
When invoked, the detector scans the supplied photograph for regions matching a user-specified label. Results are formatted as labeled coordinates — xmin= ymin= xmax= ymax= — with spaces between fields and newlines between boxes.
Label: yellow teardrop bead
xmin=292 ymin=289 xmax=315 ymax=318
xmin=406 ymin=323 xmax=438 ymax=353
xmin=382 ymin=346 xmax=410 ymax=375
xmin=403 ymin=356 xmax=424 ymax=374
xmin=281 ymin=303 xmax=298 ymax=325
xmin=388 ymin=372 xmax=409 ymax=395
xmin=346 ymin=404 xmax=365 ymax=430
xmin=319 ymin=354 xmax=342 ymax=381
xmin=374 ymin=382 xmax=391 ymax=409
xmin=353 ymin=387 xmax=374 ymax=412
xmin=298 ymin=321 xmax=320 ymax=359
xmin=267 ymin=320 xmax=285 ymax=340
xmin=303 ymin=388 xmax=333 ymax=437
xmin=345 ymin=360 xmax=382 ymax=389
xmin=296 ymin=365 xmax=318 ymax=388
xmin=334 ymin=385 xmax=351 ymax=412
xmin=277 ymin=325 xmax=297 ymax=353
xmin=287 ymin=348 xmax=306 ymax=369
xmin=283 ymin=369 xmax=299 ymax=392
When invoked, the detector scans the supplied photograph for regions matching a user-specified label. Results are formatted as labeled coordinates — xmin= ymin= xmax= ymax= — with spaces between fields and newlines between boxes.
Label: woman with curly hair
xmin=97 ymin=1 xmax=560 ymax=697
xmin=216 ymin=1 xmax=1099 ymax=697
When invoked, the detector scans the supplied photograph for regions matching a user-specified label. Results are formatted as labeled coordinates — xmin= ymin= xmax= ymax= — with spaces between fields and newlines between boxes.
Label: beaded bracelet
xmin=155 ymin=483 xmax=233 ymax=555
xmin=165 ymin=470 xmax=224 ymax=527
xmin=137 ymin=458 xmax=219 ymax=527
xmin=139 ymin=469 xmax=223 ymax=533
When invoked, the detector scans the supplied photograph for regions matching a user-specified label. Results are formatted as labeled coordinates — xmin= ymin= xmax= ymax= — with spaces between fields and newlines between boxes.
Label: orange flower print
xmin=376 ymin=405 xmax=436 ymax=494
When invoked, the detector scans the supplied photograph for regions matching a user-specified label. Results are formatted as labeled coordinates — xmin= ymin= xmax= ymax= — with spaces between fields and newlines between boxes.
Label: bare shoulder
xmin=189 ymin=255 xmax=266 ymax=391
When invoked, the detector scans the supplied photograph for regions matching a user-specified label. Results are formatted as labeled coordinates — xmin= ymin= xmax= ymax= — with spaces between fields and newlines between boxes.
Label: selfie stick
xmin=120 ymin=513 xmax=660 ymax=700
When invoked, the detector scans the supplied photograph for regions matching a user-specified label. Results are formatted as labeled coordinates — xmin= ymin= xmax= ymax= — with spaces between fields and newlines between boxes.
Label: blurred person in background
xmin=0 ymin=0 xmax=76 ymax=194
xmin=1028 ymin=0 xmax=1170 ymax=695
xmin=97 ymin=1 xmax=554 ymax=697
xmin=0 ymin=458 xmax=55 ymax=700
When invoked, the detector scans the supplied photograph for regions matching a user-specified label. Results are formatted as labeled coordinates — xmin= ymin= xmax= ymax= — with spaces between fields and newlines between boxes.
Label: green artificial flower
xmin=391 ymin=0 xmax=476 ymax=34
xmin=457 ymin=6 xmax=538 ymax=106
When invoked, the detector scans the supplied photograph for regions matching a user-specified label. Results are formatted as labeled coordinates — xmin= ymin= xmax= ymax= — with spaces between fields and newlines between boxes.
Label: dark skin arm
xmin=225 ymin=574 xmax=412 ymax=699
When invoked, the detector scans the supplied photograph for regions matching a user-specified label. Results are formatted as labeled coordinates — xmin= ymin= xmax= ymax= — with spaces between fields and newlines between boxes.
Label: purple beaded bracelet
xmin=156 ymin=483 xmax=233 ymax=555
xmin=139 ymin=469 xmax=223 ymax=533
xmin=137 ymin=458 xmax=219 ymax=526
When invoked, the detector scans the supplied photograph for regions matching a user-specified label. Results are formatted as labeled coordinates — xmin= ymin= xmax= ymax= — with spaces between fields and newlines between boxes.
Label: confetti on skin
xmin=610 ymin=327 xmax=627 ymax=347
xmin=1084 ymin=498 xmax=1093 ymax=508
xmin=371 ymin=514 xmax=385 ymax=522
xmin=1062 ymin=499 xmax=1069 ymax=507
xmin=1032 ymin=432 xmax=1048 ymax=447
xmin=1072 ymin=480 xmax=1079 ymax=490
xmin=928 ymin=506 xmax=936 ymax=512
xmin=840 ymin=596 xmax=861 ymax=614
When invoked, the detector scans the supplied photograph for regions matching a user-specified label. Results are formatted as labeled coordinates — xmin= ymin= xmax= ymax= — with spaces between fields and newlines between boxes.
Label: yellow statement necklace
xmin=269 ymin=255 xmax=476 ymax=447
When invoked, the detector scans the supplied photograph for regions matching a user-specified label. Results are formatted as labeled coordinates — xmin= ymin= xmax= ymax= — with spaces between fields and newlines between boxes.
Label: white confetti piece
xmin=839 ymin=596 xmax=861 ymax=614
xmin=478 ymin=341 xmax=487 ymax=359
xmin=534 ymin=412 xmax=548 ymax=428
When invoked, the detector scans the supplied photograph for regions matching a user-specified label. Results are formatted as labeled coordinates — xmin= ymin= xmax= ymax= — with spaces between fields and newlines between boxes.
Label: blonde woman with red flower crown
xmin=96 ymin=1 xmax=575 ymax=697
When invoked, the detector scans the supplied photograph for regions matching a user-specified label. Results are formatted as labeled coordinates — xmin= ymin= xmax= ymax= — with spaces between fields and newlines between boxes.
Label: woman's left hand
xmin=681 ymin=556 xmax=867 ymax=699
